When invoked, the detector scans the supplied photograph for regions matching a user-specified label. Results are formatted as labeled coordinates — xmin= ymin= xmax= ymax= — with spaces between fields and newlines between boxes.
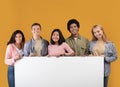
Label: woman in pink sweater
xmin=48 ymin=29 xmax=74 ymax=57
xmin=5 ymin=30 xmax=25 ymax=87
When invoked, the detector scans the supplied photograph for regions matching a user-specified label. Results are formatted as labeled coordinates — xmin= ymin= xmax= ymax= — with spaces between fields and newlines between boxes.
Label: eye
xmin=97 ymin=31 xmax=100 ymax=33
xmin=74 ymin=25 xmax=77 ymax=28
xmin=93 ymin=31 xmax=96 ymax=34
xmin=70 ymin=26 xmax=73 ymax=29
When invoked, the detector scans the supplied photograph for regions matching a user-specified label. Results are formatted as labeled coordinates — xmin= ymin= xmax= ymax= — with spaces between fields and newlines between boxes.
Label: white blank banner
xmin=15 ymin=56 xmax=104 ymax=87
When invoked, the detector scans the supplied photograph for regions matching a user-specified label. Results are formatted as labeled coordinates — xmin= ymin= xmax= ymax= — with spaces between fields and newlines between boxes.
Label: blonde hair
xmin=91 ymin=25 xmax=108 ymax=42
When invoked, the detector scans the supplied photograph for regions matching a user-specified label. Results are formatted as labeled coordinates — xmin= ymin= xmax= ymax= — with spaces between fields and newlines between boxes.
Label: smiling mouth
xmin=72 ymin=30 xmax=77 ymax=33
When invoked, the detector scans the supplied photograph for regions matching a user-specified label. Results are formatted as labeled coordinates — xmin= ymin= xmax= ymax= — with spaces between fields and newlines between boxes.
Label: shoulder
xmin=48 ymin=44 xmax=56 ymax=50
xmin=61 ymin=42 xmax=70 ymax=48
xmin=24 ymin=39 xmax=33 ymax=49
xmin=7 ymin=43 xmax=13 ymax=47
xmin=105 ymin=41 xmax=117 ymax=53
xmin=7 ymin=43 xmax=14 ymax=48
xmin=66 ymin=36 xmax=72 ymax=41
xmin=6 ymin=43 xmax=15 ymax=52
xmin=89 ymin=41 xmax=96 ymax=46
xmin=62 ymin=42 xmax=68 ymax=46
xmin=43 ymin=39 xmax=49 ymax=43
xmin=80 ymin=36 xmax=89 ymax=41
xmin=66 ymin=36 xmax=73 ymax=44
xmin=106 ymin=41 xmax=115 ymax=46
xmin=25 ymin=39 xmax=33 ymax=45
xmin=90 ymin=41 xmax=96 ymax=44
xmin=42 ymin=38 xmax=49 ymax=44
xmin=48 ymin=44 xmax=53 ymax=47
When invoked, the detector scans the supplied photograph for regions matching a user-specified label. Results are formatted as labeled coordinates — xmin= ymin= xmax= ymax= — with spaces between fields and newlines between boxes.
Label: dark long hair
xmin=7 ymin=30 xmax=25 ymax=48
xmin=50 ymin=29 xmax=65 ymax=45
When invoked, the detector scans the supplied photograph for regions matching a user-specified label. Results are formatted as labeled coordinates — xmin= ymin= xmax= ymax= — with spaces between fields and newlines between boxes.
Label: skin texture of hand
xmin=14 ymin=54 xmax=22 ymax=61
xmin=64 ymin=52 xmax=75 ymax=56
xmin=29 ymin=53 xmax=36 ymax=57
xmin=47 ymin=53 xmax=64 ymax=57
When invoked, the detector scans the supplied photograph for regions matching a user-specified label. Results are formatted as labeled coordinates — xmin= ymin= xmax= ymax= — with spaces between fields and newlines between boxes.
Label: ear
xmin=39 ymin=28 xmax=41 ymax=31
xmin=31 ymin=29 xmax=34 ymax=33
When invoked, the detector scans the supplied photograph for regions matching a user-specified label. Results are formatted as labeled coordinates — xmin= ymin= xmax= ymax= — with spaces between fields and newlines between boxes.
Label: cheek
xmin=100 ymin=32 xmax=103 ymax=35
xmin=57 ymin=37 xmax=59 ymax=41
xmin=70 ymin=28 xmax=73 ymax=32
xmin=20 ymin=37 xmax=22 ymax=41
xmin=16 ymin=37 xmax=22 ymax=42
xmin=52 ymin=36 xmax=56 ymax=41
xmin=32 ymin=30 xmax=35 ymax=33
xmin=37 ymin=29 xmax=40 ymax=32
xmin=93 ymin=33 xmax=97 ymax=37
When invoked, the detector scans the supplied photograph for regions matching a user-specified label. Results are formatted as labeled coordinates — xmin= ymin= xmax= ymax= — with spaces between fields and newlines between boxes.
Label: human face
xmin=69 ymin=23 xmax=79 ymax=36
xmin=32 ymin=25 xmax=41 ymax=36
xmin=93 ymin=26 xmax=103 ymax=40
xmin=15 ymin=33 xmax=23 ymax=44
xmin=52 ymin=31 xmax=60 ymax=44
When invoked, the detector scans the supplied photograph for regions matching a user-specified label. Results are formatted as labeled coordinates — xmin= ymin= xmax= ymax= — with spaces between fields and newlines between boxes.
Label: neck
xmin=33 ymin=35 xmax=40 ymax=41
xmin=15 ymin=43 xmax=22 ymax=49
xmin=72 ymin=33 xmax=79 ymax=38
xmin=96 ymin=39 xmax=105 ymax=43
xmin=97 ymin=38 xmax=103 ymax=41
xmin=55 ymin=42 xmax=59 ymax=45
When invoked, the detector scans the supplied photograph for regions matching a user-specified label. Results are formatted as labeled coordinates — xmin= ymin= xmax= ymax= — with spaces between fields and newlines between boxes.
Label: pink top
xmin=48 ymin=42 xmax=74 ymax=56
xmin=5 ymin=43 xmax=23 ymax=66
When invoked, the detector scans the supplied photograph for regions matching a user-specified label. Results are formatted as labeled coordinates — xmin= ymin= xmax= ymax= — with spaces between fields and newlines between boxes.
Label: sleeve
xmin=105 ymin=43 xmax=117 ymax=62
xmin=23 ymin=43 xmax=30 ymax=56
xmin=85 ymin=39 xmax=90 ymax=55
xmin=5 ymin=44 xmax=14 ymax=65
xmin=89 ymin=41 xmax=93 ymax=54
xmin=42 ymin=40 xmax=49 ymax=56
xmin=64 ymin=43 xmax=74 ymax=56
xmin=48 ymin=45 xmax=51 ymax=55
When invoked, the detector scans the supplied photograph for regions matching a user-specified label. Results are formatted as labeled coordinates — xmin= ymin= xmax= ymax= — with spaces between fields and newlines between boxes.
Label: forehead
xmin=93 ymin=26 xmax=101 ymax=31
xmin=53 ymin=31 xmax=59 ymax=34
xmin=32 ymin=25 xmax=40 ymax=29
xmin=16 ymin=33 xmax=22 ymax=36
xmin=70 ymin=23 xmax=77 ymax=26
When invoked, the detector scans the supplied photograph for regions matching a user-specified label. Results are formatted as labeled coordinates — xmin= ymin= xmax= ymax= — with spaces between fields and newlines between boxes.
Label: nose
xmin=95 ymin=32 xmax=99 ymax=35
xmin=72 ymin=28 xmax=76 ymax=30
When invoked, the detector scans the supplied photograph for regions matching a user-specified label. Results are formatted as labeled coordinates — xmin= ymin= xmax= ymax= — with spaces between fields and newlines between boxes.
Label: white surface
xmin=15 ymin=56 xmax=104 ymax=87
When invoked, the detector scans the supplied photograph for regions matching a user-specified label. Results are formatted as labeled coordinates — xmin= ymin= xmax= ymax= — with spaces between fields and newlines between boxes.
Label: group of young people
xmin=5 ymin=19 xmax=117 ymax=87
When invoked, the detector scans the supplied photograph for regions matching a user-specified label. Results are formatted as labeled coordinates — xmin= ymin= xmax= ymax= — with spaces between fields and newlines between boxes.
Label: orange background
xmin=0 ymin=0 xmax=120 ymax=87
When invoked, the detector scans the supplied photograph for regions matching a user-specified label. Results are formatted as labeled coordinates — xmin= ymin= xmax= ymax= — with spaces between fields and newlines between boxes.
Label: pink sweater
xmin=48 ymin=42 xmax=74 ymax=56
xmin=5 ymin=43 xmax=23 ymax=66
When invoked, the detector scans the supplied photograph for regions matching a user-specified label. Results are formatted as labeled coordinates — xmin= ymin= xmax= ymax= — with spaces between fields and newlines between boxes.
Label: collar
xmin=31 ymin=36 xmax=42 ymax=41
xmin=69 ymin=34 xmax=81 ymax=40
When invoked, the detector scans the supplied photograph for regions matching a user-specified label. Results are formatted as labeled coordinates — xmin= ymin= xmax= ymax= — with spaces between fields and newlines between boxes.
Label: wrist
xmin=12 ymin=58 xmax=15 ymax=63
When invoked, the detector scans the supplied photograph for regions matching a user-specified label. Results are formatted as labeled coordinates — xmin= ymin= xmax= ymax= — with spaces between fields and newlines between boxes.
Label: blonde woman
xmin=89 ymin=25 xmax=117 ymax=87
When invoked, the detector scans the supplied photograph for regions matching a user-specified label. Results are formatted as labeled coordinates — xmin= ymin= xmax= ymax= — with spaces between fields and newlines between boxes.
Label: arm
xmin=23 ymin=43 xmax=30 ymax=56
xmin=64 ymin=43 xmax=74 ymax=56
xmin=41 ymin=40 xmax=49 ymax=56
xmin=47 ymin=45 xmax=51 ymax=56
xmin=5 ymin=44 xmax=14 ymax=65
xmin=85 ymin=39 xmax=90 ymax=56
xmin=104 ymin=43 xmax=117 ymax=62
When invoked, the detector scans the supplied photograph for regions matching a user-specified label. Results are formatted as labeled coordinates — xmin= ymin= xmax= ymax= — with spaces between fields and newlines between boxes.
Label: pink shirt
xmin=48 ymin=42 xmax=74 ymax=56
xmin=5 ymin=43 xmax=23 ymax=66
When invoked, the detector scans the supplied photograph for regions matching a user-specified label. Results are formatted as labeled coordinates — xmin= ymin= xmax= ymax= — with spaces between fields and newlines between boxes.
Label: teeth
xmin=73 ymin=30 xmax=77 ymax=33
